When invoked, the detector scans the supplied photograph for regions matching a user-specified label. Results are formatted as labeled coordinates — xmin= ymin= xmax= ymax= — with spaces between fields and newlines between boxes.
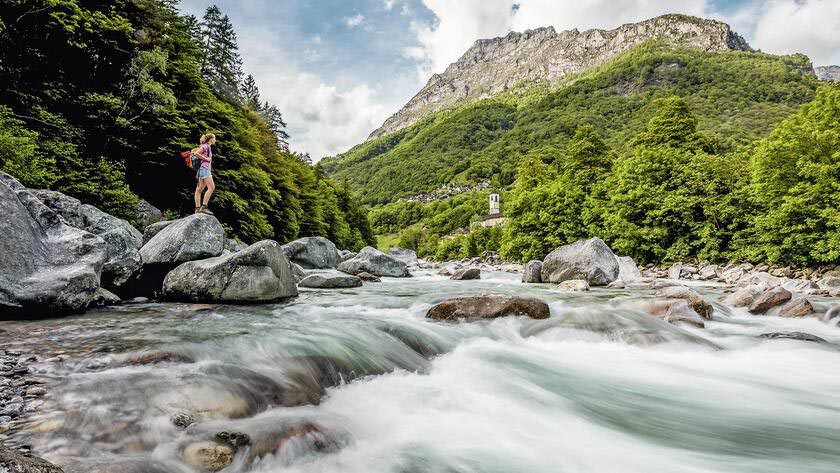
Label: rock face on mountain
xmin=368 ymin=14 xmax=750 ymax=140
xmin=815 ymin=65 xmax=840 ymax=82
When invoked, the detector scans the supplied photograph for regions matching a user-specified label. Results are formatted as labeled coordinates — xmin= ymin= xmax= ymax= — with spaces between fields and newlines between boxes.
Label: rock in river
xmin=338 ymin=246 xmax=410 ymax=278
xmin=450 ymin=268 xmax=480 ymax=280
xmin=388 ymin=247 xmax=418 ymax=266
xmin=558 ymin=279 xmax=590 ymax=292
xmin=748 ymin=286 xmax=792 ymax=314
xmin=0 ymin=172 xmax=106 ymax=317
xmin=183 ymin=441 xmax=234 ymax=472
xmin=299 ymin=274 xmax=363 ymax=289
xmin=140 ymin=214 xmax=224 ymax=264
xmin=426 ymin=294 xmax=550 ymax=321
xmin=0 ymin=443 xmax=64 ymax=472
xmin=657 ymin=286 xmax=713 ymax=319
xmin=522 ymin=260 xmax=543 ymax=283
xmin=163 ymin=240 xmax=298 ymax=303
xmin=281 ymin=236 xmax=341 ymax=269
xmin=541 ymin=237 xmax=619 ymax=286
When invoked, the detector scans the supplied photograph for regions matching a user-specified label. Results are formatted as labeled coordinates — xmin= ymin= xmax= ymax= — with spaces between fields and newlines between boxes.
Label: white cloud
xmin=344 ymin=13 xmax=365 ymax=28
xmin=312 ymin=35 xmax=322 ymax=44
xmin=384 ymin=0 xmax=396 ymax=11
xmin=748 ymin=0 xmax=840 ymax=65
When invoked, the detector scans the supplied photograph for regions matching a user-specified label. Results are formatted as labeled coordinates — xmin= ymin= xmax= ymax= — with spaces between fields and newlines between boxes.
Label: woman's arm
xmin=193 ymin=145 xmax=212 ymax=161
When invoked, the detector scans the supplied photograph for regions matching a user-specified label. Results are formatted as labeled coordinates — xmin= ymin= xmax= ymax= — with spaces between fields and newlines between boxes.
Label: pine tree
xmin=241 ymin=74 xmax=260 ymax=110
xmin=199 ymin=6 xmax=242 ymax=100
xmin=261 ymin=102 xmax=290 ymax=149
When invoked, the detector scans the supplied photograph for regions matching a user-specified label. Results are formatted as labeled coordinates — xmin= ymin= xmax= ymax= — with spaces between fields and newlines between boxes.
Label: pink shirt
xmin=199 ymin=143 xmax=212 ymax=169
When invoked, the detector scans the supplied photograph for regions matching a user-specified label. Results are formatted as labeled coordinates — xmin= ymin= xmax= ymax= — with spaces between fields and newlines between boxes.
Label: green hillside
xmin=321 ymin=41 xmax=819 ymax=205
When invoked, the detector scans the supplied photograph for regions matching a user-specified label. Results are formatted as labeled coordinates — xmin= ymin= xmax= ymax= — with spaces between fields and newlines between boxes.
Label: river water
xmin=2 ymin=270 xmax=840 ymax=473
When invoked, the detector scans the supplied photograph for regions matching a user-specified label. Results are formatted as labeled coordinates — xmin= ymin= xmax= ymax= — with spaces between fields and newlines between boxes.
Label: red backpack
xmin=180 ymin=150 xmax=202 ymax=172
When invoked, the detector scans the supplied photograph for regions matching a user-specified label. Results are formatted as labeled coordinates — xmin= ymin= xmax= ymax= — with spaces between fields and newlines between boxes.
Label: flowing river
xmin=2 ymin=270 xmax=840 ymax=473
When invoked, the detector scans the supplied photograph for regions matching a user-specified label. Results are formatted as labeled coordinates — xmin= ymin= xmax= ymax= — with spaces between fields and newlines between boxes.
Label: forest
xmin=350 ymin=43 xmax=839 ymax=266
xmin=0 ymin=0 xmax=375 ymax=250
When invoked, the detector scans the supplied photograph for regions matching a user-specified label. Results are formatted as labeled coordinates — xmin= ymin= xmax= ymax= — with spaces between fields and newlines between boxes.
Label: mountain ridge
xmin=368 ymin=14 xmax=750 ymax=140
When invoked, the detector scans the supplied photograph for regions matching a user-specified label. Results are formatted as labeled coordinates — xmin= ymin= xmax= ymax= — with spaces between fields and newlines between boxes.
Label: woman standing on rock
xmin=194 ymin=133 xmax=216 ymax=215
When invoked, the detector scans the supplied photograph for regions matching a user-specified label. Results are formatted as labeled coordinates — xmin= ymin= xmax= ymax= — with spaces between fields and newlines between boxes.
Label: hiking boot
xmin=194 ymin=207 xmax=201 ymax=214
xmin=199 ymin=206 xmax=214 ymax=215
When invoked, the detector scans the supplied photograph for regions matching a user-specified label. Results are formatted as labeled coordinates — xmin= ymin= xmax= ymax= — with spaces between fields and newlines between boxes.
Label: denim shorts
xmin=198 ymin=166 xmax=212 ymax=179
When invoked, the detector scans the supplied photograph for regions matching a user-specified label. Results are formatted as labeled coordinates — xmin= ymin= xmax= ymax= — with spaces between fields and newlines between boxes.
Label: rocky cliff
xmin=815 ymin=65 xmax=840 ymax=82
xmin=368 ymin=14 xmax=750 ymax=140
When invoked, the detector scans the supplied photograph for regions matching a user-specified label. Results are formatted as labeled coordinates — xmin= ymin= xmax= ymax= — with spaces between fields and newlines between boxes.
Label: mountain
xmin=367 ymin=14 xmax=750 ymax=140
xmin=815 ymin=65 xmax=840 ymax=82
xmin=321 ymin=16 xmax=818 ymax=205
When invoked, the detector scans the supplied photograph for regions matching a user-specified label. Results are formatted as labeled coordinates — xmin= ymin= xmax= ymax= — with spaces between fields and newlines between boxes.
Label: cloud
xmin=384 ymin=0 xmax=396 ymax=11
xmin=344 ymin=13 xmax=365 ymax=28
xmin=747 ymin=0 xmax=840 ymax=65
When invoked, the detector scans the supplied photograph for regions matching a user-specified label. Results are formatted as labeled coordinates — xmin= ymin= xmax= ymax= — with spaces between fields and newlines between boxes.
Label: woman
xmin=193 ymin=133 xmax=216 ymax=215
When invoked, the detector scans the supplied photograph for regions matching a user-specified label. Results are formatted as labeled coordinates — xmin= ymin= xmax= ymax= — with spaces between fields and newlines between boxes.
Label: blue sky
xmin=178 ymin=0 xmax=840 ymax=159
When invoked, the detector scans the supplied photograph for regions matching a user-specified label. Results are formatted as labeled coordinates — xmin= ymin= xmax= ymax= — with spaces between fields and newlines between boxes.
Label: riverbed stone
xmin=281 ymin=236 xmax=341 ymax=269
xmin=140 ymin=214 xmax=224 ymax=264
xmin=748 ymin=286 xmax=792 ymax=314
xmin=183 ymin=441 xmax=234 ymax=472
xmin=658 ymin=286 xmax=713 ymax=319
xmin=667 ymin=263 xmax=682 ymax=280
xmin=290 ymin=262 xmax=307 ymax=283
xmin=426 ymin=294 xmax=550 ymax=321
xmin=768 ymin=297 xmax=814 ymax=317
xmin=389 ymin=247 xmax=418 ymax=266
xmin=451 ymin=268 xmax=480 ymax=280
xmin=541 ymin=238 xmax=619 ymax=286
xmin=299 ymin=274 xmax=363 ymax=289
xmin=722 ymin=285 xmax=762 ymax=308
xmin=616 ymin=256 xmax=642 ymax=282
xmin=629 ymin=299 xmax=706 ymax=328
xmin=522 ymin=260 xmax=543 ymax=283
xmin=338 ymin=246 xmax=410 ymax=278
xmin=163 ymin=240 xmax=297 ymax=303
xmin=356 ymin=271 xmax=381 ymax=282
xmin=817 ymin=276 xmax=840 ymax=290
xmin=558 ymin=279 xmax=590 ymax=292
xmin=214 ymin=430 xmax=251 ymax=449
xmin=759 ymin=332 xmax=826 ymax=343
xmin=0 ymin=443 xmax=64 ymax=473
xmin=0 ymin=172 xmax=107 ymax=318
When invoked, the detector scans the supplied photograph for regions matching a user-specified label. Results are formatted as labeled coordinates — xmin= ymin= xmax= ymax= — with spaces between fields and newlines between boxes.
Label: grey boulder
xmin=281 ymin=236 xmax=341 ymax=269
xmin=299 ymin=274 xmax=363 ymax=288
xmin=290 ymin=262 xmax=307 ymax=283
xmin=522 ymin=260 xmax=543 ymax=283
xmin=0 ymin=443 xmax=64 ymax=473
xmin=143 ymin=220 xmax=174 ymax=244
xmin=0 ymin=173 xmax=107 ymax=317
xmin=338 ymin=246 xmax=410 ymax=278
xmin=389 ymin=247 xmax=418 ymax=266
xmin=135 ymin=198 xmax=163 ymax=228
xmin=140 ymin=214 xmax=224 ymax=264
xmin=451 ymin=268 xmax=480 ymax=280
xmin=162 ymin=240 xmax=297 ymax=303
xmin=32 ymin=190 xmax=143 ymax=290
xmin=616 ymin=256 xmax=642 ymax=282
xmin=541 ymin=238 xmax=619 ymax=286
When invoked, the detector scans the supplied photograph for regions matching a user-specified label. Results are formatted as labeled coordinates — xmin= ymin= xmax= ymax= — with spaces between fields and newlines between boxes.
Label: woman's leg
xmin=194 ymin=179 xmax=206 ymax=209
xmin=202 ymin=176 xmax=215 ymax=206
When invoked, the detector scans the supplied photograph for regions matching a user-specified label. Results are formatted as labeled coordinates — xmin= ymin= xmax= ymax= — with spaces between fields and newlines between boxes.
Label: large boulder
xmin=33 ymin=190 xmax=143 ymax=291
xmin=281 ymin=237 xmax=341 ymax=269
xmin=389 ymin=247 xmax=418 ymax=266
xmin=426 ymin=294 xmax=550 ymax=321
xmin=142 ymin=220 xmax=173 ymax=245
xmin=140 ymin=214 xmax=224 ymax=264
xmin=135 ymin=198 xmax=163 ymax=228
xmin=298 ymin=274 xmax=363 ymax=289
xmin=616 ymin=256 xmax=642 ymax=282
xmin=0 ymin=173 xmax=107 ymax=318
xmin=722 ymin=285 xmax=762 ymax=308
xmin=80 ymin=204 xmax=143 ymax=290
xmin=162 ymin=240 xmax=297 ymax=303
xmin=522 ymin=260 xmax=543 ymax=283
xmin=541 ymin=238 xmax=619 ymax=286
xmin=338 ymin=246 xmax=410 ymax=278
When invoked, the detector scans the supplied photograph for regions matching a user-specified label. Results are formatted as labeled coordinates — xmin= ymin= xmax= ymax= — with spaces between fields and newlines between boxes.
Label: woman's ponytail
xmin=199 ymin=134 xmax=207 ymax=144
